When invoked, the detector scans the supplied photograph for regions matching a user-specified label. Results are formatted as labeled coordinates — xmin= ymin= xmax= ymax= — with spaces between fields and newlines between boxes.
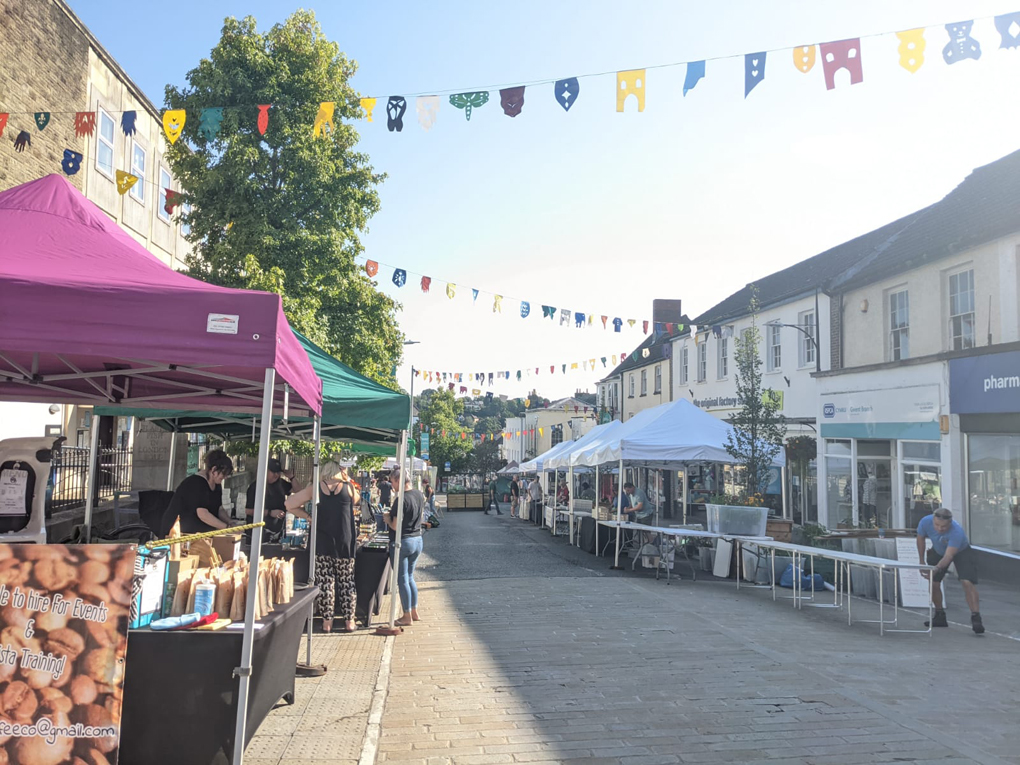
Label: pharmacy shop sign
xmin=950 ymin=349 xmax=1020 ymax=414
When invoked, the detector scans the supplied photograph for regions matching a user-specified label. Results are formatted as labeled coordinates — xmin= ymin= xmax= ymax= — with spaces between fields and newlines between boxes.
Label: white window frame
xmin=697 ymin=342 xmax=707 ymax=383
xmin=157 ymin=167 xmax=173 ymax=222
xmin=96 ymin=107 xmax=115 ymax=179
xmin=130 ymin=140 xmax=146 ymax=203
xmin=888 ymin=289 xmax=909 ymax=361
xmin=717 ymin=337 xmax=728 ymax=379
xmin=654 ymin=365 xmax=662 ymax=394
xmin=767 ymin=325 xmax=782 ymax=372
xmin=181 ymin=202 xmax=192 ymax=236
xmin=680 ymin=346 xmax=689 ymax=385
xmin=948 ymin=269 xmax=975 ymax=351
xmin=629 ymin=374 xmax=635 ymax=398
xmin=640 ymin=369 xmax=647 ymax=396
xmin=798 ymin=310 xmax=816 ymax=368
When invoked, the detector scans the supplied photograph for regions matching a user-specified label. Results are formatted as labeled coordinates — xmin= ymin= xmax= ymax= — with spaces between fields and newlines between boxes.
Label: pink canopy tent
xmin=0 ymin=174 xmax=321 ymax=416
xmin=0 ymin=174 xmax=322 ymax=764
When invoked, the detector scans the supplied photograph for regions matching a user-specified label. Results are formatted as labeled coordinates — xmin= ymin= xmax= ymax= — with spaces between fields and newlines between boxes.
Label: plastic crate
xmin=705 ymin=504 xmax=768 ymax=537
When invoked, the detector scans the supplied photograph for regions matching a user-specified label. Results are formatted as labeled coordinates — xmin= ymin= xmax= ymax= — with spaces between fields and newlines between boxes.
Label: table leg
xmin=847 ymin=563 xmax=853 ymax=626
xmin=879 ymin=567 xmax=884 ymax=636
xmin=770 ymin=548 xmax=776 ymax=601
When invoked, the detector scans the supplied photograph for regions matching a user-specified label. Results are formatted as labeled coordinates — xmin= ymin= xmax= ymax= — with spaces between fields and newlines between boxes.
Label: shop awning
xmin=0 ymin=175 xmax=321 ymax=416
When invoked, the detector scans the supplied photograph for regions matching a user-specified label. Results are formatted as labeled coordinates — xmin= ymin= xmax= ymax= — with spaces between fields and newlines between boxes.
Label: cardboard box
xmin=210 ymin=533 xmax=243 ymax=563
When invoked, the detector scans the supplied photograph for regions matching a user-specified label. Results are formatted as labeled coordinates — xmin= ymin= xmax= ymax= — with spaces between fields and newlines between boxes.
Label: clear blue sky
xmin=69 ymin=0 xmax=1020 ymax=399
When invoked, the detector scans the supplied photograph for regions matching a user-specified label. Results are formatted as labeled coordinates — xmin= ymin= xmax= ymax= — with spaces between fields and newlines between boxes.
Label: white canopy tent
xmin=570 ymin=399 xmax=786 ymax=567
xmin=518 ymin=438 xmax=576 ymax=474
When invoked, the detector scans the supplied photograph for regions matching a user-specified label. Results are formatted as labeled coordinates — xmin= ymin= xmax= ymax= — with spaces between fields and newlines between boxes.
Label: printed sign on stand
xmin=896 ymin=536 xmax=933 ymax=608
xmin=0 ymin=544 xmax=135 ymax=763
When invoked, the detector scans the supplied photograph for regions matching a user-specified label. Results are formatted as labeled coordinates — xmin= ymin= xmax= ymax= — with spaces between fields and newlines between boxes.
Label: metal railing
xmin=47 ymin=446 xmax=132 ymax=514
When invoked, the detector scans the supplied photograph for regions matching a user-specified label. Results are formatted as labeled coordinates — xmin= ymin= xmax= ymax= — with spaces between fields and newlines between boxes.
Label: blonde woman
xmin=287 ymin=461 xmax=358 ymax=633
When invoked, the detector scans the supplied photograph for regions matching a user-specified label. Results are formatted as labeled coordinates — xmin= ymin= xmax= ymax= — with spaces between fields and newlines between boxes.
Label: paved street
xmin=249 ymin=505 xmax=1020 ymax=765
xmin=376 ymin=506 xmax=1020 ymax=765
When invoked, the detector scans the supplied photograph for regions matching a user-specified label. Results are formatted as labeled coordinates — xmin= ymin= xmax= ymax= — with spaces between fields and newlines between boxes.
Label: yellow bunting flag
xmin=793 ymin=45 xmax=816 ymax=73
xmin=313 ymin=102 xmax=335 ymax=137
xmin=571 ymin=362 xmax=578 ymax=370
xmin=115 ymin=170 xmax=138 ymax=195
xmin=539 ymin=428 xmax=544 ymax=437
xmin=360 ymin=97 xmax=378 ymax=121
xmin=162 ymin=109 xmax=186 ymax=143
xmin=493 ymin=295 xmax=503 ymax=313
xmin=896 ymin=29 xmax=926 ymax=73
xmin=446 ymin=283 xmax=456 ymax=299
xmin=524 ymin=398 xmax=531 ymax=407
xmin=628 ymin=319 xmax=636 ymax=328
xmin=612 ymin=355 xmax=618 ymax=365
xmin=616 ymin=69 xmax=646 ymax=112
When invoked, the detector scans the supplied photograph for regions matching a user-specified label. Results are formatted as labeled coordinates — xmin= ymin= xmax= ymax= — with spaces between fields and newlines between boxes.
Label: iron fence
xmin=48 ymin=446 xmax=132 ymax=514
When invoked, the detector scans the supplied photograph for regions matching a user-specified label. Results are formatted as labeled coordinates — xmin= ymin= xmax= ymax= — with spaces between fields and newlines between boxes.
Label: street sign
xmin=444 ymin=461 xmax=451 ymax=471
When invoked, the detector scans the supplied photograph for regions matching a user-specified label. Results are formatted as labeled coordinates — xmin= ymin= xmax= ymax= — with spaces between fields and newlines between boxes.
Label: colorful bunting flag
xmin=616 ymin=69 xmax=646 ymax=112
xmin=162 ymin=109 xmax=186 ymax=143
xmin=745 ymin=52 xmax=767 ymax=97
xmin=257 ymin=104 xmax=271 ymax=135
xmin=421 ymin=276 xmax=431 ymax=293
xmin=121 ymin=111 xmax=137 ymax=137
xmin=115 ymin=171 xmax=137 ymax=195
xmin=554 ymin=77 xmax=580 ymax=111
xmin=520 ymin=301 xmax=530 ymax=318
xmin=13 ymin=130 xmax=28 ymax=152
xmin=199 ymin=107 xmax=223 ymax=141
xmin=387 ymin=96 xmax=407 ymax=132
xmin=73 ymin=112 xmax=96 ymax=138
xmin=995 ymin=13 xmax=1020 ymax=48
xmin=61 ymin=149 xmax=82 ymax=176
xmin=449 ymin=91 xmax=489 ymax=120
xmin=360 ymin=97 xmax=377 ymax=122
xmin=820 ymin=39 xmax=863 ymax=90
xmin=943 ymin=21 xmax=981 ymax=64
xmin=446 ymin=283 xmax=456 ymax=299
xmin=313 ymin=102 xmax=335 ymax=136
xmin=493 ymin=295 xmax=503 ymax=313
xmin=793 ymin=46 xmax=816 ymax=73
xmin=500 ymin=86 xmax=525 ymax=117
xmin=0 ymin=114 xmax=7 ymax=138
xmin=417 ymin=96 xmax=440 ymax=130
xmin=684 ymin=61 xmax=705 ymax=95
xmin=365 ymin=260 xmax=379 ymax=277
xmin=393 ymin=268 xmax=407 ymax=287
xmin=34 ymin=112 xmax=50 ymax=131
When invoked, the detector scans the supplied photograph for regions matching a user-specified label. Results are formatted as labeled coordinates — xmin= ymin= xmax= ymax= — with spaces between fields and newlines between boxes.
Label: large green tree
xmin=417 ymin=389 xmax=472 ymax=476
xmin=164 ymin=11 xmax=402 ymax=385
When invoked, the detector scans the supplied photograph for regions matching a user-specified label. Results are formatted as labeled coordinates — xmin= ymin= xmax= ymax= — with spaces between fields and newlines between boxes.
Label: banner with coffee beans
xmin=0 ymin=544 xmax=135 ymax=764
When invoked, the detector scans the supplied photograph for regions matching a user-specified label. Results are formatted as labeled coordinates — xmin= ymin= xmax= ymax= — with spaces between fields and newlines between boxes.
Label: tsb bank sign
xmin=950 ymin=349 xmax=1020 ymax=415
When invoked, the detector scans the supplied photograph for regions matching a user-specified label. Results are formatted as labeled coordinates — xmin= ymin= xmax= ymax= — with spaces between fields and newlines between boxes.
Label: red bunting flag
xmin=257 ymin=104 xmax=271 ymax=135
xmin=365 ymin=260 xmax=379 ymax=277
xmin=73 ymin=111 xmax=96 ymax=138
xmin=421 ymin=276 xmax=432 ymax=293
xmin=643 ymin=320 xmax=649 ymax=333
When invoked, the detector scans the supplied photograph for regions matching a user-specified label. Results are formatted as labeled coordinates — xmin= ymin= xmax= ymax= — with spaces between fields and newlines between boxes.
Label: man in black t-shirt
xmin=245 ymin=458 xmax=302 ymax=541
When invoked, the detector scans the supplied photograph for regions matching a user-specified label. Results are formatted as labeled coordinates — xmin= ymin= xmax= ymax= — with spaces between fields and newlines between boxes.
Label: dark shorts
xmin=928 ymin=546 xmax=979 ymax=584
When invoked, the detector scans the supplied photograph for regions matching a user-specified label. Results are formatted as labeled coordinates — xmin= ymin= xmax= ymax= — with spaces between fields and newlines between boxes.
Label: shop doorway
xmin=856 ymin=440 xmax=894 ymax=529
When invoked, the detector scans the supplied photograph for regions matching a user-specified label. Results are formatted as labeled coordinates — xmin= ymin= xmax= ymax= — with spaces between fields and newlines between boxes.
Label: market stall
xmin=571 ymin=399 xmax=786 ymax=568
xmin=0 ymin=174 xmax=323 ymax=765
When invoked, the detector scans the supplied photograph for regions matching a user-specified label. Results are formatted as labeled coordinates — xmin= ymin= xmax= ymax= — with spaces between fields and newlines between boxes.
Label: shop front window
xmin=967 ymin=434 xmax=1020 ymax=552
xmin=825 ymin=454 xmax=853 ymax=527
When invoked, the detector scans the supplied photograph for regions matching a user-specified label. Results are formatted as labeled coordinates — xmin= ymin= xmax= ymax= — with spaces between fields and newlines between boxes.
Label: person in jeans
xmin=384 ymin=470 xmax=424 ymax=627
xmin=488 ymin=475 xmax=502 ymax=515
xmin=917 ymin=507 xmax=984 ymax=633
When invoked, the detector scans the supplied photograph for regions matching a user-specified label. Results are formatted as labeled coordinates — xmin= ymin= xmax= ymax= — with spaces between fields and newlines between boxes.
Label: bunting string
xmin=1 ymin=11 xmax=1017 ymax=148
xmin=362 ymin=255 xmax=686 ymax=335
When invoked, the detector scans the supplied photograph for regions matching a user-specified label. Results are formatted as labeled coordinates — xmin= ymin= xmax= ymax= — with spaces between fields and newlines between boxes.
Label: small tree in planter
xmin=725 ymin=288 xmax=786 ymax=503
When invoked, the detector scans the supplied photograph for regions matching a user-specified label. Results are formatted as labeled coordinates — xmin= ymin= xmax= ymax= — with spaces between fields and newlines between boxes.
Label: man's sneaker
xmin=971 ymin=613 xmax=985 ymax=634
xmin=925 ymin=610 xmax=948 ymax=628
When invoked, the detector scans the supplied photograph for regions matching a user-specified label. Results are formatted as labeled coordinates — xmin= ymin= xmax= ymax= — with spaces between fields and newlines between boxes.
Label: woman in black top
xmin=161 ymin=449 xmax=234 ymax=536
xmin=287 ymin=461 xmax=358 ymax=633
xmin=383 ymin=469 xmax=425 ymax=627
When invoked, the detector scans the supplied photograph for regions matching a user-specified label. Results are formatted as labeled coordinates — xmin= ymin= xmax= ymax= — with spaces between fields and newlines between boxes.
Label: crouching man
xmin=917 ymin=508 xmax=984 ymax=634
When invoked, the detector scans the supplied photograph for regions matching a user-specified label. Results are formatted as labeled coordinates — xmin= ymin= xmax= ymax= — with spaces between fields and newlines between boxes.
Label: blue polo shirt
xmin=917 ymin=515 xmax=969 ymax=555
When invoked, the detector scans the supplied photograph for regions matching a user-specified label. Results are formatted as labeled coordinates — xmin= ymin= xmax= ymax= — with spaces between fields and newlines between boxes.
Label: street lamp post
xmin=765 ymin=321 xmax=821 ymax=373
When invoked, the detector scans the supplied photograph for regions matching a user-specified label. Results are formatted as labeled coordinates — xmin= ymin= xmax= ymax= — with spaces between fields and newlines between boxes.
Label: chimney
xmin=652 ymin=299 xmax=682 ymax=325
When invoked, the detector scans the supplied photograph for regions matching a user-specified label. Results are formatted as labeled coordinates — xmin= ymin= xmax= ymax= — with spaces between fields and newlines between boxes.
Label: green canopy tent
xmin=97 ymin=331 xmax=412 ymax=657
xmin=98 ymin=331 xmax=409 ymax=461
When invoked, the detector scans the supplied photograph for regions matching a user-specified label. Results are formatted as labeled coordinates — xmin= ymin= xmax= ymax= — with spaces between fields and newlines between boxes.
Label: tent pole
xmin=682 ymin=467 xmax=688 ymax=525
xmin=381 ymin=430 xmax=409 ymax=633
xmin=82 ymin=413 xmax=100 ymax=543
xmin=550 ymin=469 xmax=557 ymax=534
xmin=166 ymin=424 xmax=178 ymax=491
xmin=781 ymin=463 xmax=789 ymax=521
xmin=302 ymin=415 xmax=322 ymax=670
xmin=612 ymin=458 xmax=624 ymax=569
xmin=232 ymin=368 xmax=276 ymax=765
xmin=594 ymin=464 xmax=599 ymax=555
xmin=567 ymin=465 xmax=574 ymax=543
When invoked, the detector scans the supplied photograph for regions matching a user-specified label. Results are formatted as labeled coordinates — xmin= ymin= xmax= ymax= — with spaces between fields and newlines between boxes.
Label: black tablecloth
xmin=355 ymin=545 xmax=391 ymax=626
xmin=120 ymin=586 xmax=317 ymax=765
xmin=255 ymin=543 xmax=389 ymax=625
xmin=579 ymin=516 xmax=598 ymax=554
